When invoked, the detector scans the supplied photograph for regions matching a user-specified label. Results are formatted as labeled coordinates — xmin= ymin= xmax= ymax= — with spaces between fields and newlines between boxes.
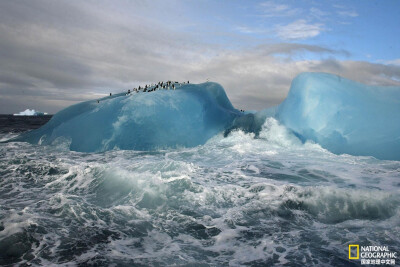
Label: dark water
xmin=0 ymin=117 xmax=399 ymax=266
xmin=0 ymin=115 xmax=52 ymax=133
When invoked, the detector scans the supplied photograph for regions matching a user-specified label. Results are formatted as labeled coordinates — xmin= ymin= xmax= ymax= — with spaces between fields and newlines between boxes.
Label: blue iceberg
xmin=13 ymin=82 xmax=241 ymax=152
xmin=10 ymin=73 xmax=400 ymax=160
xmin=274 ymin=73 xmax=400 ymax=160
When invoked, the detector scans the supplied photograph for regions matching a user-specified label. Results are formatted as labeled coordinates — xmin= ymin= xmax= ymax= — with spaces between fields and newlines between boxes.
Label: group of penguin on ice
xmin=125 ymin=80 xmax=187 ymax=95
xmin=96 ymin=81 xmax=187 ymax=104
xmin=97 ymin=80 xmax=245 ymax=112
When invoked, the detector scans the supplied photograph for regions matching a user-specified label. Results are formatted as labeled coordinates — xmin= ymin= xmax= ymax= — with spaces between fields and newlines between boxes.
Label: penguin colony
xmin=125 ymin=80 xmax=188 ymax=95
xmin=103 ymin=80 xmax=245 ymax=112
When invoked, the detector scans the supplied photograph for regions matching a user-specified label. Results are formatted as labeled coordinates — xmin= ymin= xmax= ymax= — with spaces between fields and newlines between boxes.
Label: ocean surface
xmin=0 ymin=115 xmax=399 ymax=266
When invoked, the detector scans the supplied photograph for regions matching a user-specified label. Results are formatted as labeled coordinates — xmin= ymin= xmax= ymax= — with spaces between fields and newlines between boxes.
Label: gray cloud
xmin=0 ymin=1 xmax=399 ymax=114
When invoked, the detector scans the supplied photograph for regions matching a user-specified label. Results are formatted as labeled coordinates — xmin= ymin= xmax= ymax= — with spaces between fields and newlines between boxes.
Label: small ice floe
xmin=13 ymin=109 xmax=47 ymax=116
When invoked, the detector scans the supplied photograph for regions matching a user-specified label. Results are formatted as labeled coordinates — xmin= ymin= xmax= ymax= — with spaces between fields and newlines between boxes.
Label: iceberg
xmin=13 ymin=109 xmax=47 ymax=116
xmin=274 ymin=73 xmax=400 ymax=160
xmin=13 ymin=82 xmax=241 ymax=152
xmin=10 ymin=73 xmax=400 ymax=160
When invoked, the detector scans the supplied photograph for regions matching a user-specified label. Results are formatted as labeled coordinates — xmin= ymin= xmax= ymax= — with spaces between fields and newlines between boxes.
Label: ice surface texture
xmin=275 ymin=73 xmax=400 ymax=160
xmin=15 ymin=82 xmax=240 ymax=152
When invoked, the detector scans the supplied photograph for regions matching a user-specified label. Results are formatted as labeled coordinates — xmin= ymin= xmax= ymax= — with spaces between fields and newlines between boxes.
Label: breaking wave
xmin=1 ymin=118 xmax=399 ymax=265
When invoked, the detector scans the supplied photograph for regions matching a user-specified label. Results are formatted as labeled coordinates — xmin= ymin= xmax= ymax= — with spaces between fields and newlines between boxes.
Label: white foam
xmin=0 ymin=122 xmax=399 ymax=265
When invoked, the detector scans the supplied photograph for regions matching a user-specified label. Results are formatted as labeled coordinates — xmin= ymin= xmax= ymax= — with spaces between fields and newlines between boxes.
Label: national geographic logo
xmin=349 ymin=245 xmax=359 ymax=259
xmin=348 ymin=245 xmax=397 ymax=265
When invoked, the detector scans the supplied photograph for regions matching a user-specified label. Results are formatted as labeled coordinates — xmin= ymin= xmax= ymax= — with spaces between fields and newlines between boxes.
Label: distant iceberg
xmin=13 ymin=109 xmax=48 ymax=116
xmin=10 ymin=73 xmax=400 ymax=160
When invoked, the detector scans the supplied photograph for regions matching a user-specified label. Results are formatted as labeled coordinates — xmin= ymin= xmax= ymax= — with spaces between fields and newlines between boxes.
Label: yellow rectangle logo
xmin=349 ymin=244 xmax=359 ymax=259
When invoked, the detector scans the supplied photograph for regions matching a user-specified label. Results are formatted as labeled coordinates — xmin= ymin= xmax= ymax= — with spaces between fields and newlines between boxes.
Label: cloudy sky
xmin=0 ymin=0 xmax=399 ymax=114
